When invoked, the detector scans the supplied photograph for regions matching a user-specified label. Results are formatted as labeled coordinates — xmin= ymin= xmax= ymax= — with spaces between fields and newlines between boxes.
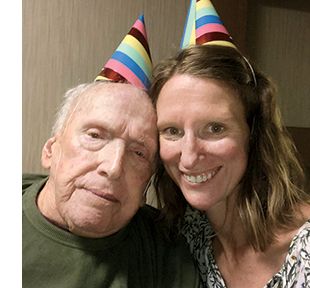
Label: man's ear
xmin=41 ymin=136 xmax=57 ymax=169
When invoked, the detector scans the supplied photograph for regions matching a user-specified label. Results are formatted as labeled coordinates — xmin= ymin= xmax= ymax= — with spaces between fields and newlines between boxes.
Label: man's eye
xmin=88 ymin=132 xmax=100 ymax=139
xmin=85 ymin=129 xmax=106 ymax=140
xmin=80 ymin=129 xmax=109 ymax=151
xmin=134 ymin=150 xmax=145 ymax=158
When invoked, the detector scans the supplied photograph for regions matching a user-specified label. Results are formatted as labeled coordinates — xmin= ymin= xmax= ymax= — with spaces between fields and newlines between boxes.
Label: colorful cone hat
xmin=95 ymin=14 xmax=152 ymax=90
xmin=180 ymin=0 xmax=236 ymax=49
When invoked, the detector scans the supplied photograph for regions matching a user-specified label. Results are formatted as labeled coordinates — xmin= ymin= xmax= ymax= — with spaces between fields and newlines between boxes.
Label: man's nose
xmin=96 ymin=139 xmax=126 ymax=179
xmin=180 ymin=135 xmax=203 ymax=170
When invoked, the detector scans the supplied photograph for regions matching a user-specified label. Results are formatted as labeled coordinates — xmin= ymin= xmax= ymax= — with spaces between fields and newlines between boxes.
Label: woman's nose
xmin=96 ymin=139 xmax=126 ymax=179
xmin=180 ymin=135 xmax=203 ymax=170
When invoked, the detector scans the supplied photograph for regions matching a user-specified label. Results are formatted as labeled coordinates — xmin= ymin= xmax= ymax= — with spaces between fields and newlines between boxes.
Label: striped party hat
xmin=180 ymin=0 xmax=236 ymax=49
xmin=95 ymin=15 xmax=152 ymax=90
xmin=180 ymin=0 xmax=196 ymax=48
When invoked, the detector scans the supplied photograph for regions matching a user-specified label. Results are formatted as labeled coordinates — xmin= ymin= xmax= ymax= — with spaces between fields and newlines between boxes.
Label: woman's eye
xmin=166 ymin=127 xmax=179 ymax=135
xmin=160 ymin=127 xmax=183 ymax=140
xmin=209 ymin=123 xmax=224 ymax=134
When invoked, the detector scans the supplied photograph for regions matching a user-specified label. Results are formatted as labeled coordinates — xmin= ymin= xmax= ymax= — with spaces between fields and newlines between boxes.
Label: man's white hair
xmin=51 ymin=81 xmax=109 ymax=135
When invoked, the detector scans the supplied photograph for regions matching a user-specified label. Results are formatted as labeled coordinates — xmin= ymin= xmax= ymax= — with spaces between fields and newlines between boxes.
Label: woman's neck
xmin=206 ymin=191 xmax=248 ymax=250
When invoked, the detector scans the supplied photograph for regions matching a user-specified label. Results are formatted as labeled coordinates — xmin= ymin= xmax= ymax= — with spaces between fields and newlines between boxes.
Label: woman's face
xmin=156 ymin=74 xmax=250 ymax=212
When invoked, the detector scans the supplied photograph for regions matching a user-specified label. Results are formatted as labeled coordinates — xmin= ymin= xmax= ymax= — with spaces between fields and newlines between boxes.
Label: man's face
xmin=41 ymin=83 xmax=158 ymax=237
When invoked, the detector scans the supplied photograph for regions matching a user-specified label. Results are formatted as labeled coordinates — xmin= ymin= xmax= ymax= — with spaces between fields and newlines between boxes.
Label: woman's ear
xmin=41 ymin=136 xmax=56 ymax=169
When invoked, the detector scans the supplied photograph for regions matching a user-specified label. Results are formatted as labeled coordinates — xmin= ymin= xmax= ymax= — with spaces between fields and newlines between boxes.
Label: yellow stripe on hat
xmin=120 ymin=34 xmax=152 ymax=76
xmin=196 ymin=0 xmax=214 ymax=11
xmin=189 ymin=27 xmax=196 ymax=45
xmin=204 ymin=40 xmax=237 ymax=49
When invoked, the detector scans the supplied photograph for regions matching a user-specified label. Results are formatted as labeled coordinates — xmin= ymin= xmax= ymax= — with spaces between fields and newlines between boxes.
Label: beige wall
xmin=247 ymin=0 xmax=310 ymax=128
xmin=23 ymin=0 xmax=247 ymax=173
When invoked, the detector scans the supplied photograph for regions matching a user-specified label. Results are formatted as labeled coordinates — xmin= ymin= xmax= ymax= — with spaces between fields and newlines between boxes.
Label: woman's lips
xmin=182 ymin=166 xmax=222 ymax=184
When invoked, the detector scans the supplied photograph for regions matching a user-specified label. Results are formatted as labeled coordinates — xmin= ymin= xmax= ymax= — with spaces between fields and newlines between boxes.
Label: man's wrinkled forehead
xmin=78 ymin=82 xmax=153 ymax=111
xmin=66 ymin=83 xmax=157 ymax=132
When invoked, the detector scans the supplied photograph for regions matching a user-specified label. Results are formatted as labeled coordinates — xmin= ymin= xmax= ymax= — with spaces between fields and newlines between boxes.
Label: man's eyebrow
xmin=82 ymin=119 xmax=114 ymax=129
xmin=130 ymin=138 xmax=147 ymax=148
xmin=130 ymin=136 xmax=157 ymax=153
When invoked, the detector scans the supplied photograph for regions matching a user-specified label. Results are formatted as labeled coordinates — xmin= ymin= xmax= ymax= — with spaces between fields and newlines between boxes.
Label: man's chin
xmin=64 ymin=213 xmax=121 ymax=238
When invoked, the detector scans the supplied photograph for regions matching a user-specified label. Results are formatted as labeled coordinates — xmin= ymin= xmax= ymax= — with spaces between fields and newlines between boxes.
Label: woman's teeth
xmin=184 ymin=169 xmax=219 ymax=184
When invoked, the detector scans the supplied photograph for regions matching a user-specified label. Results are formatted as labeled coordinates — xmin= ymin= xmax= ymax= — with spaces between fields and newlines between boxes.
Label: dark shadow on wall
xmin=259 ymin=0 xmax=310 ymax=12
xmin=287 ymin=127 xmax=310 ymax=193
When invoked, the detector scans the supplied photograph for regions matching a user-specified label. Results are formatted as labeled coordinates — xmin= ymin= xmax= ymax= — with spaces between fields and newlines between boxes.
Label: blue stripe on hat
xmin=111 ymin=51 xmax=151 ymax=88
xmin=196 ymin=15 xmax=223 ymax=29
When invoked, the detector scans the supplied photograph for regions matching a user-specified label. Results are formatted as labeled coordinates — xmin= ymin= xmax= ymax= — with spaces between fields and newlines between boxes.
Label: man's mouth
xmin=85 ymin=188 xmax=118 ymax=203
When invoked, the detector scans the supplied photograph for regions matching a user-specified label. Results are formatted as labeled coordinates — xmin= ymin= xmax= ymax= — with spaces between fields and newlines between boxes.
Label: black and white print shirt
xmin=181 ymin=206 xmax=310 ymax=288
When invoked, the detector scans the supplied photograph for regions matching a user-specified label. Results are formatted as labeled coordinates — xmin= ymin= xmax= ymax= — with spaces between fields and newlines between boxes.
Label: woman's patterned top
xmin=181 ymin=206 xmax=310 ymax=288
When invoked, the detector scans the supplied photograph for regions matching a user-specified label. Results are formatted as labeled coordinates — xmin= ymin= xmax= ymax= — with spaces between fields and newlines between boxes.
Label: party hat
xmin=180 ymin=0 xmax=196 ymax=48
xmin=95 ymin=14 xmax=152 ymax=90
xmin=180 ymin=0 xmax=236 ymax=49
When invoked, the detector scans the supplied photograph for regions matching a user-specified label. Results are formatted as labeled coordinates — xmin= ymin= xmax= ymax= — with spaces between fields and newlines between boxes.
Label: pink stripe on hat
xmin=104 ymin=59 xmax=145 ymax=89
xmin=196 ymin=23 xmax=229 ymax=38
xmin=132 ymin=18 xmax=147 ymax=39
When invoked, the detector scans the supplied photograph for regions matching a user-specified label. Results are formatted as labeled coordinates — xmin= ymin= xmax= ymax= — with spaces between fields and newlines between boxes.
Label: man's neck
xmin=37 ymin=180 xmax=68 ymax=230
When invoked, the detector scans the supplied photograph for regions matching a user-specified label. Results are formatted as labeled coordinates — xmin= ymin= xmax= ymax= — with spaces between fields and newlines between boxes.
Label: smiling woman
xmin=156 ymin=74 xmax=249 ymax=212
xmin=150 ymin=44 xmax=310 ymax=288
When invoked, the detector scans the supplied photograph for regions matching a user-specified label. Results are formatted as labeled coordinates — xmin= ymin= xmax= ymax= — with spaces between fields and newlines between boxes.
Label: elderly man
xmin=23 ymin=82 xmax=199 ymax=288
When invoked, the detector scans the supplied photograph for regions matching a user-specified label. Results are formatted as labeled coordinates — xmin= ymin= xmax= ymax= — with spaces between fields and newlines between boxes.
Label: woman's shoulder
xmin=290 ymin=219 xmax=310 ymax=251
xmin=291 ymin=205 xmax=310 ymax=249
xmin=280 ymin=219 xmax=310 ymax=287
xmin=282 ymin=205 xmax=310 ymax=252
